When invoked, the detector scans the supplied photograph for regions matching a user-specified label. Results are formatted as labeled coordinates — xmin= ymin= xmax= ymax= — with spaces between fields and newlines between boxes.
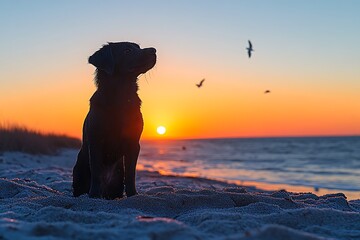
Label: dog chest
xmin=88 ymin=105 xmax=143 ymax=140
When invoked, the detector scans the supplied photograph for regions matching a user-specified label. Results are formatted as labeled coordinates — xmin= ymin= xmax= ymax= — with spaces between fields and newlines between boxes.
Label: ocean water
xmin=139 ymin=137 xmax=360 ymax=194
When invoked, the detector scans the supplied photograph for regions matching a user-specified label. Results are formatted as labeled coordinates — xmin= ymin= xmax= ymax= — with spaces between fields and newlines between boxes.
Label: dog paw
xmin=88 ymin=192 xmax=101 ymax=198
xmin=126 ymin=190 xmax=138 ymax=197
xmin=89 ymin=186 xmax=101 ymax=198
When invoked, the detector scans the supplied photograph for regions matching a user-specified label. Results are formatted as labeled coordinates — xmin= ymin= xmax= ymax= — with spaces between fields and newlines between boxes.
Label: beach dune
xmin=0 ymin=150 xmax=359 ymax=239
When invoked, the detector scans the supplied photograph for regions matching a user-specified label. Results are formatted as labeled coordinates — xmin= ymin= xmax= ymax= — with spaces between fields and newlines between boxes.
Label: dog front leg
xmin=88 ymin=146 xmax=103 ymax=198
xmin=72 ymin=146 xmax=91 ymax=197
xmin=124 ymin=142 xmax=140 ymax=197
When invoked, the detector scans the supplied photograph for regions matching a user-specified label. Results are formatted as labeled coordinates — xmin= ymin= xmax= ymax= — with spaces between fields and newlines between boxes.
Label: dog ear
xmin=88 ymin=44 xmax=114 ymax=75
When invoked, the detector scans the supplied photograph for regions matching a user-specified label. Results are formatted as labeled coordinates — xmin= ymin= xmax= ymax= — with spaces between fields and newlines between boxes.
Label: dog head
xmin=89 ymin=42 xmax=156 ymax=78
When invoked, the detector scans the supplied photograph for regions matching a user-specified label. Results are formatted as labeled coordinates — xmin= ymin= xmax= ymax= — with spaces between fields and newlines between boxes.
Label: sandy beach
xmin=0 ymin=149 xmax=359 ymax=240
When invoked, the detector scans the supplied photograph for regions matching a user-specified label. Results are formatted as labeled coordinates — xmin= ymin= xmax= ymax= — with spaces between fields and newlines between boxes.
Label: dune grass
xmin=0 ymin=124 xmax=81 ymax=155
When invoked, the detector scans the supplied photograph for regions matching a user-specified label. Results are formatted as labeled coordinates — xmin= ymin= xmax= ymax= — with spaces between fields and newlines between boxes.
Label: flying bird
xmin=196 ymin=78 xmax=205 ymax=88
xmin=264 ymin=90 xmax=271 ymax=94
xmin=246 ymin=40 xmax=254 ymax=58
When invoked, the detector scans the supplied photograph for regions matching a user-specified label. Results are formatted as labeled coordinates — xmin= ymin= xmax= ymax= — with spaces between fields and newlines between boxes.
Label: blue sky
xmin=1 ymin=0 xmax=359 ymax=82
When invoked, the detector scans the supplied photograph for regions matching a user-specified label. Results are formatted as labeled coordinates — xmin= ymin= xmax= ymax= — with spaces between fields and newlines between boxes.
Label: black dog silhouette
xmin=72 ymin=42 xmax=156 ymax=199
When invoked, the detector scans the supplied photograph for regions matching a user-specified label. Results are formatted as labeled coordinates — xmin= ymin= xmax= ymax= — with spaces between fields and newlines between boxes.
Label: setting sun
xmin=156 ymin=126 xmax=166 ymax=135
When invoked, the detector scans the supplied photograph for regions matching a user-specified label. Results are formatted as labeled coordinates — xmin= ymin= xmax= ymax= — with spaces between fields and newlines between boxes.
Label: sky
xmin=0 ymin=0 xmax=359 ymax=139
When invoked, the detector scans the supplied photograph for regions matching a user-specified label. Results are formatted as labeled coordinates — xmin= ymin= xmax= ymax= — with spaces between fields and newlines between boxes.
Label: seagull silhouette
xmin=246 ymin=40 xmax=254 ymax=58
xmin=264 ymin=90 xmax=271 ymax=94
xmin=196 ymin=78 xmax=205 ymax=88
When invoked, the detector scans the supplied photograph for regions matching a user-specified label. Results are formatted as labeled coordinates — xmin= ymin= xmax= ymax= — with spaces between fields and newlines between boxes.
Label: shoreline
xmin=138 ymin=169 xmax=360 ymax=201
xmin=229 ymin=179 xmax=360 ymax=201
xmin=2 ymin=149 xmax=359 ymax=200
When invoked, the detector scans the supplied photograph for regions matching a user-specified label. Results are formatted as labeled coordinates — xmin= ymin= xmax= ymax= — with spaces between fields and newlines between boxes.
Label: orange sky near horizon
xmin=1 ymin=1 xmax=359 ymax=140
xmin=1 ymin=55 xmax=359 ymax=140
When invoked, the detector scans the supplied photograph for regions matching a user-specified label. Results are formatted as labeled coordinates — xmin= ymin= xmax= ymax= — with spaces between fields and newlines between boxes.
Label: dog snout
xmin=144 ymin=47 xmax=156 ymax=55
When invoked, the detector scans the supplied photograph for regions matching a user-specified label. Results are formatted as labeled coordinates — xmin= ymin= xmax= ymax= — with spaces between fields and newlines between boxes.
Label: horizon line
xmin=142 ymin=134 xmax=360 ymax=141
